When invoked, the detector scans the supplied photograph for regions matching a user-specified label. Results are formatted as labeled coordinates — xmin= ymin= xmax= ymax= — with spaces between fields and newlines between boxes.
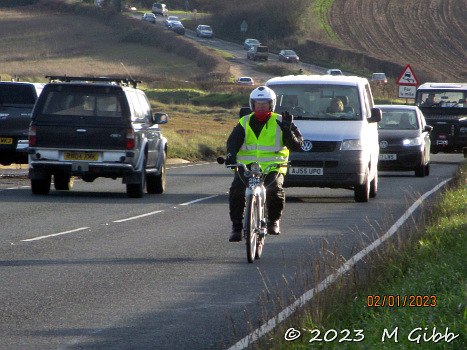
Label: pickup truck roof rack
xmin=45 ymin=76 xmax=142 ymax=88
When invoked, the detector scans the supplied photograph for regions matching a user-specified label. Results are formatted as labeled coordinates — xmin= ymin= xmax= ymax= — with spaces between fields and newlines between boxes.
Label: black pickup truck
xmin=28 ymin=76 xmax=168 ymax=198
xmin=415 ymin=83 xmax=467 ymax=153
xmin=0 ymin=81 xmax=44 ymax=165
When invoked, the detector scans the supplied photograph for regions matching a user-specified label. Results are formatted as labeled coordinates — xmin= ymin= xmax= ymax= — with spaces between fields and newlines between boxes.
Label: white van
xmin=266 ymin=75 xmax=382 ymax=202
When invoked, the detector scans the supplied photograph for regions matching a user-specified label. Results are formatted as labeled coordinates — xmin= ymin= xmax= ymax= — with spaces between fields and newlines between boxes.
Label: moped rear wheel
xmin=244 ymin=194 xmax=258 ymax=263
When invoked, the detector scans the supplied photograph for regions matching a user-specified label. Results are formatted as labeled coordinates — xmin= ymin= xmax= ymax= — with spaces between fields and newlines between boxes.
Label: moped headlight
xmin=341 ymin=139 xmax=363 ymax=150
xmin=402 ymin=137 xmax=422 ymax=146
xmin=250 ymin=163 xmax=260 ymax=172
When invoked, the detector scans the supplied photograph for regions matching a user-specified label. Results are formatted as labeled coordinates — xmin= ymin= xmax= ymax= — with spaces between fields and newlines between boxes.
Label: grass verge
xmin=254 ymin=163 xmax=466 ymax=349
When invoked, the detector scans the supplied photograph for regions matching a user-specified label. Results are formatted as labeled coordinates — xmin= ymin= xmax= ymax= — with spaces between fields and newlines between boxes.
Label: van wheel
xmin=354 ymin=169 xmax=370 ymax=202
xmin=31 ymin=175 xmax=51 ymax=195
xmin=54 ymin=173 xmax=74 ymax=191
xmin=415 ymin=161 xmax=426 ymax=177
xmin=425 ymin=163 xmax=430 ymax=176
xmin=369 ymin=171 xmax=378 ymax=198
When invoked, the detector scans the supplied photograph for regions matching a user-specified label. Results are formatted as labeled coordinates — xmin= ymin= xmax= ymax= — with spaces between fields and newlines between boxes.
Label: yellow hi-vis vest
xmin=236 ymin=113 xmax=289 ymax=174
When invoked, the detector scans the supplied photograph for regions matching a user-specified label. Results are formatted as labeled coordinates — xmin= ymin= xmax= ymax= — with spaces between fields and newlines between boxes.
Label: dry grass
xmin=0 ymin=9 xmax=202 ymax=82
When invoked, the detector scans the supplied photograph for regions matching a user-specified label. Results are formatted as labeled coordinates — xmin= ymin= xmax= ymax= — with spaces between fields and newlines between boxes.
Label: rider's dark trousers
xmin=229 ymin=170 xmax=285 ymax=225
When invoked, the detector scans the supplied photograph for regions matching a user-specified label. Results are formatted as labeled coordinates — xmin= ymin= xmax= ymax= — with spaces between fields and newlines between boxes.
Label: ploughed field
xmin=329 ymin=0 xmax=466 ymax=81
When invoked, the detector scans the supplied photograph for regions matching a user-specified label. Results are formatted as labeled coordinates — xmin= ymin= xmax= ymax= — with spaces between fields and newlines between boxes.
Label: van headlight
xmin=402 ymin=137 xmax=422 ymax=146
xmin=341 ymin=139 xmax=363 ymax=150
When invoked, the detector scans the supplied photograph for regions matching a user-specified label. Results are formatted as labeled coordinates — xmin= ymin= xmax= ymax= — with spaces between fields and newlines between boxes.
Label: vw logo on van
xmin=380 ymin=140 xmax=388 ymax=149
xmin=301 ymin=140 xmax=313 ymax=152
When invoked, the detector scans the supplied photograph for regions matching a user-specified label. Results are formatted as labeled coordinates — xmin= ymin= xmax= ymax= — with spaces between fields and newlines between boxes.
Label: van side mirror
xmin=368 ymin=108 xmax=382 ymax=123
xmin=425 ymin=125 xmax=433 ymax=133
xmin=153 ymin=113 xmax=168 ymax=124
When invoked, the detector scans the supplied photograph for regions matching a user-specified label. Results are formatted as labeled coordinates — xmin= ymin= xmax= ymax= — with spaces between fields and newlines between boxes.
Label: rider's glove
xmin=225 ymin=153 xmax=237 ymax=166
xmin=276 ymin=111 xmax=293 ymax=133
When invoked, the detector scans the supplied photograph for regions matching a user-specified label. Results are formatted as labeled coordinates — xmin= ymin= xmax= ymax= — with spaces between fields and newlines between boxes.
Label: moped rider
xmin=225 ymin=86 xmax=303 ymax=242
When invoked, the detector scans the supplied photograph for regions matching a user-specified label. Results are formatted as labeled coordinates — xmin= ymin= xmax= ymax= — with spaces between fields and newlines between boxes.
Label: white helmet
xmin=249 ymin=86 xmax=276 ymax=112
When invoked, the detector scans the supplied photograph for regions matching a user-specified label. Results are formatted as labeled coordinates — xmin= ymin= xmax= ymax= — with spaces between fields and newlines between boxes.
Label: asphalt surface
xmin=0 ymin=153 xmax=464 ymax=349
xmin=1 ymin=13 xmax=464 ymax=350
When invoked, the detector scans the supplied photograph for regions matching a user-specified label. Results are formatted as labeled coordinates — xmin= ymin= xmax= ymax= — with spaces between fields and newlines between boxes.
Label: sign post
xmin=396 ymin=64 xmax=419 ymax=103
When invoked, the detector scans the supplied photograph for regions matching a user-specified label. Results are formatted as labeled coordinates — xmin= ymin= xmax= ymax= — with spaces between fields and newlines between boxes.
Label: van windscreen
xmin=270 ymin=84 xmax=362 ymax=120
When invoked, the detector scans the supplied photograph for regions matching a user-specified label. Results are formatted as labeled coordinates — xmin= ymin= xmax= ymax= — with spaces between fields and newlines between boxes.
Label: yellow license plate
xmin=0 ymin=137 xmax=13 ymax=145
xmin=64 ymin=151 xmax=99 ymax=161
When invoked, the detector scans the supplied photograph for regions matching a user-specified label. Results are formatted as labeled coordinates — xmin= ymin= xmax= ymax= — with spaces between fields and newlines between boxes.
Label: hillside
xmin=0 ymin=1 xmax=229 ymax=84
xmin=207 ymin=0 xmax=465 ymax=83
xmin=328 ymin=0 xmax=466 ymax=82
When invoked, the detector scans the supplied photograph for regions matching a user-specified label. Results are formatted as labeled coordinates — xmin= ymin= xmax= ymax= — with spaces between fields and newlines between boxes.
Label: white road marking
xmin=227 ymin=178 xmax=452 ymax=350
xmin=179 ymin=194 xmax=218 ymax=206
xmin=21 ymin=227 xmax=90 ymax=242
xmin=112 ymin=210 xmax=165 ymax=223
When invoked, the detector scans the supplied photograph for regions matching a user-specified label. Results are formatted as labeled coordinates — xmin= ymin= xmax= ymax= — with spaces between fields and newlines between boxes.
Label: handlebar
xmin=217 ymin=157 xmax=288 ymax=174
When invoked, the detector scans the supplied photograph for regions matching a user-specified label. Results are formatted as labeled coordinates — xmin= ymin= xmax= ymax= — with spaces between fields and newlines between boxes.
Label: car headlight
xmin=341 ymin=139 xmax=363 ymax=150
xmin=402 ymin=137 xmax=422 ymax=146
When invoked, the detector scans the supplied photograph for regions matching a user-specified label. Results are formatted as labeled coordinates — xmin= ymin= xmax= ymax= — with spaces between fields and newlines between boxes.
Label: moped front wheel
xmin=244 ymin=194 xmax=259 ymax=263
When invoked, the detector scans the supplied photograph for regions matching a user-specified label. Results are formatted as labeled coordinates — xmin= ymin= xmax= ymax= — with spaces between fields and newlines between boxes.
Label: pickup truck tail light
xmin=29 ymin=125 xmax=36 ymax=147
xmin=126 ymin=128 xmax=135 ymax=149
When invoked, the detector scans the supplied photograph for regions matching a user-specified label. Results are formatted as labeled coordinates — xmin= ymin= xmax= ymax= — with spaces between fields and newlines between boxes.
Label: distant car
xmin=326 ymin=69 xmax=343 ymax=76
xmin=142 ymin=13 xmax=156 ymax=24
xmin=278 ymin=50 xmax=299 ymax=63
xmin=243 ymin=38 xmax=261 ymax=50
xmin=196 ymin=25 xmax=213 ymax=38
xmin=247 ymin=45 xmax=269 ymax=61
xmin=237 ymin=77 xmax=254 ymax=85
xmin=168 ymin=22 xmax=185 ymax=35
xmin=165 ymin=16 xmax=179 ymax=27
xmin=152 ymin=3 xmax=168 ymax=16
xmin=371 ymin=72 xmax=388 ymax=84
xmin=376 ymin=105 xmax=432 ymax=177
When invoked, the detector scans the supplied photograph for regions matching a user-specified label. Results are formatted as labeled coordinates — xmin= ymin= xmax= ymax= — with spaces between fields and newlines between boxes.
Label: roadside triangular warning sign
xmin=397 ymin=64 xmax=419 ymax=85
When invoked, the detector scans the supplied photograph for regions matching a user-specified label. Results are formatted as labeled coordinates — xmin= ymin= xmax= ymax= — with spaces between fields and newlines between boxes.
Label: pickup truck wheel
xmin=354 ymin=168 xmax=370 ymax=202
xmin=31 ymin=175 xmax=51 ymax=195
xmin=127 ymin=156 xmax=147 ymax=198
xmin=54 ymin=173 xmax=74 ymax=191
xmin=147 ymin=151 xmax=166 ymax=194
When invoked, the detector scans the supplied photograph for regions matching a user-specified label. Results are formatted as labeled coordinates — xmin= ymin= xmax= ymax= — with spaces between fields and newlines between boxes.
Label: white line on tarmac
xmin=112 ymin=210 xmax=165 ymax=223
xmin=227 ymin=178 xmax=452 ymax=350
xmin=179 ymin=194 xmax=218 ymax=206
xmin=21 ymin=227 xmax=90 ymax=242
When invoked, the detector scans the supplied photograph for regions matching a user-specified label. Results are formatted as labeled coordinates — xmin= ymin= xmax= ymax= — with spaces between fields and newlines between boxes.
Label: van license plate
xmin=379 ymin=154 xmax=397 ymax=160
xmin=289 ymin=167 xmax=323 ymax=175
xmin=64 ymin=152 xmax=98 ymax=161
xmin=0 ymin=137 xmax=13 ymax=145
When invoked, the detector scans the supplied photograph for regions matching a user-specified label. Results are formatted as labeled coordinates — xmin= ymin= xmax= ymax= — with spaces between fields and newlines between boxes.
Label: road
xmin=0 ymin=153 xmax=464 ymax=349
xmin=141 ymin=12 xmax=328 ymax=85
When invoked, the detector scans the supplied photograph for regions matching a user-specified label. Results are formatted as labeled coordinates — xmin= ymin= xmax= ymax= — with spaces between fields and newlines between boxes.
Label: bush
xmin=0 ymin=0 xmax=37 ymax=7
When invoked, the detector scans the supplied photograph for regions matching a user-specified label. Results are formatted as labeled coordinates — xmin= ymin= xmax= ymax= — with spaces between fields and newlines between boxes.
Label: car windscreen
xmin=379 ymin=109 xmax=418 ymax=130
xmin=0 ymin=84 xmax=36 ymax=106
xmin=35 ymin=85 xmax=128 ymax=121
xmin=270 ymin=84 xmax=362 ymax=120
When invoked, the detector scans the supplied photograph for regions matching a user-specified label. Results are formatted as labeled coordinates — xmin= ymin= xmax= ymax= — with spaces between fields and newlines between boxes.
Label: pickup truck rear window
xmin=36 ymin=85 xmax=127 ymax=120
xmin=0 ymin=84 xmax=36 ymax=106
